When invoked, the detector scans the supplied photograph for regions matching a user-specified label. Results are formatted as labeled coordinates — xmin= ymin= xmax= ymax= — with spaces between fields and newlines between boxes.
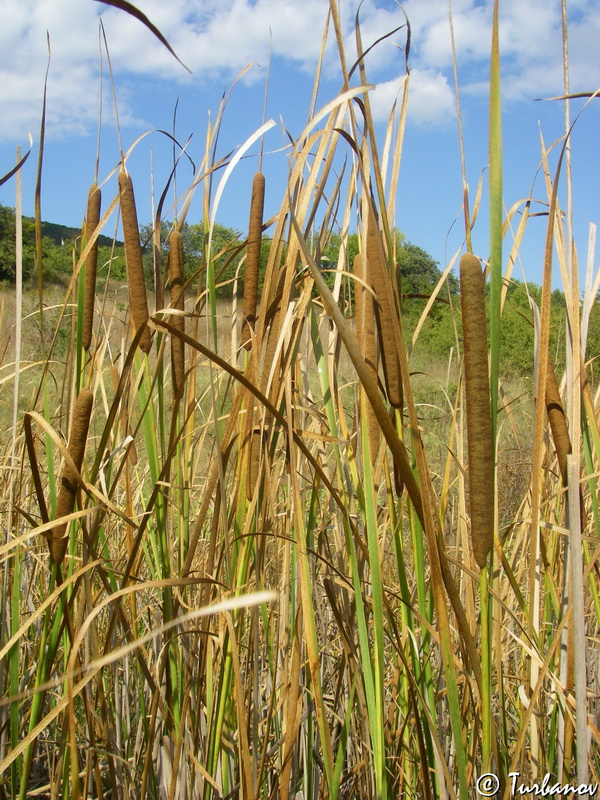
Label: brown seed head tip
xmin=459 ymin=252 xmax=483 ymax=276
xmin=76 ymin=388 xmax=94 ymax=419
xmin=87 ymin=184 xmax=101 ymax=215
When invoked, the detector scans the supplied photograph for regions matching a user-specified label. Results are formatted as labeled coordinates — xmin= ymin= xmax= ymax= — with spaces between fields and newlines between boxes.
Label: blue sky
xmin=1 ymin=0 xmax=599 ymax=290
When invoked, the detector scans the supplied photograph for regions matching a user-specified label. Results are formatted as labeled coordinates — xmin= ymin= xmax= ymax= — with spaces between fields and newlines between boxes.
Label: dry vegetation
xmin=0 ymin=2 xmax=599 ymax=799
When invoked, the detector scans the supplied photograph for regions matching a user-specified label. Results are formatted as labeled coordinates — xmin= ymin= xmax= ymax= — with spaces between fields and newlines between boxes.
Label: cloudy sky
xmin=1 ymin=0 xmax=599 ymax=288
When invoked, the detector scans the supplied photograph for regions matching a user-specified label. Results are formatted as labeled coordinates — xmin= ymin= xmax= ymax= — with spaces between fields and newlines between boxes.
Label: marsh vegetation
xmin=0 ymin=2 xmax=599 ymax=798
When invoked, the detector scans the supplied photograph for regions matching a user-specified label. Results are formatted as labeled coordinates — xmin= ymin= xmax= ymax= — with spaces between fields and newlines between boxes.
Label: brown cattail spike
xmin=118 ymin=169 xmax=152 ymax=353
xmin=459 ymin=253 xmax=494 ymax=568
xmin=169 ymin=229 xmax=186 ymax=397
xmin=241 ymin=171 xmax=265 ymax=350
xmin=50 ymin=388 xmax=94 ymax=564
xmin=545 ymin=357 xmax=571 ymax=486
xmin=82 ymin=185 xmax=101 ymax=351
xmin=366 ymin=208 xmax=403 ymax=410
xmin=246 ymin=427 xmax=263 ymax=501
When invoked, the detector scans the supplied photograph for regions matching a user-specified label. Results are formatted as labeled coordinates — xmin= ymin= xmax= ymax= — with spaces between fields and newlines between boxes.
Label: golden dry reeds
xmin=5 ymin=6 xmax=599 ymax=796
xmin=459 ymin=252 xmax=494 ymax=568
xmin=354 ymin=252 xmax=380 ymax=462
xmin=241 ymin=171 xmax=265 ymax=350
xmin=169 ymin=229 xmax=186 ymax=397
xmin=110 ymin=363 xmax=137 ymax=465
xmin=82 ymin=184 xmax=101 ymax=351
xmin=50 ymin=387 xmax=93 ymax=564
xmin=118 ymin=168 xmax=152 ymax=353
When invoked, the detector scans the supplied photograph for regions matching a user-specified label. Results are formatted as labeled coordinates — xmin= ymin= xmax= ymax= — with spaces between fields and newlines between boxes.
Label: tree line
xmin=0 ymin=203 xmax=597 ymax=375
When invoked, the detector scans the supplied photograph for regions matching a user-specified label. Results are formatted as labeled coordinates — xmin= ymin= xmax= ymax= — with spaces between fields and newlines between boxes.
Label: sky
xmin=1 ymin=0 xmax=599 ymax=291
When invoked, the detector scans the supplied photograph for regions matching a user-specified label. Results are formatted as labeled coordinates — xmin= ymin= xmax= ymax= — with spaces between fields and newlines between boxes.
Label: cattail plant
xmin=118 ymin=167 xmax=152 ymax=353
xmin=459 ymin=252 xmax=494 ymax=568
xmin=50 ymin=387 xmax=93 ymax=564
xmin=169 ymin=229 xmax=186 ymax=397
xmin=241 ymin=171 xmax=265 ymax=350
xmin=4 ymin=6 xmax=599 ymax=797
xmin=82 ymin=184 xmax=101 ymax=351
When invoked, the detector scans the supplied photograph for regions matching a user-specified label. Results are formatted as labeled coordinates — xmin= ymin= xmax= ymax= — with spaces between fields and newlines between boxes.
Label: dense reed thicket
xmin=1 ymin=2 xmax=599 ymax=798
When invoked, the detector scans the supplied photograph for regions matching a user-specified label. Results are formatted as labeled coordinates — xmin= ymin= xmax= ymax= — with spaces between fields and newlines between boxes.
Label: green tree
xmin=0 ymin=204 xmax=36 ymax=282
xmin=586 ymin=296 xmax=600 ymax=372
xmin=40 ymin=238 xmax=75 ymax=284
xmin=97 ymin=244 xmax=126 ymax=282
xmin=395 ymin=241 xmax=459 ymax=353
xmin=140 ymin=219 xmax=264 ymax=298
xmin=397 ymin=242 xmax=459 ymax=297
xmin=0 ymin=203 xmax=83 ymax=285
xmin=320 ymin=231 xmax=360 ymax=272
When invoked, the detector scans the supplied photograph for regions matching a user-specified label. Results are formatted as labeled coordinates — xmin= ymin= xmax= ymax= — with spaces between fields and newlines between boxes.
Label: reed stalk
xmin=169 ymin=228 xmax=186 ymax=397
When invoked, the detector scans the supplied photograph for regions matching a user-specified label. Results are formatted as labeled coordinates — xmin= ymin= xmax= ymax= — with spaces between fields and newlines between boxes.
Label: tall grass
xmin=1 ymin=3 xmax=599 ymax=799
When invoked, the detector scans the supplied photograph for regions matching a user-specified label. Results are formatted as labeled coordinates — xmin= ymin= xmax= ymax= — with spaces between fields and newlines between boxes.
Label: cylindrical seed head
xmin=241 ymin=171 xmax=265 ymax=350
xmin=50 ymin=388 xmax=94 ymax=564
xmin=82 ymin=185 xmax=101 ymax=351
xmin=459 ymin=253 xmax=494 ymax=568
xmin=118 ymin=169 xmax=152 ymax=353
xmin=545 ymin=357 xmax=571 ymax=486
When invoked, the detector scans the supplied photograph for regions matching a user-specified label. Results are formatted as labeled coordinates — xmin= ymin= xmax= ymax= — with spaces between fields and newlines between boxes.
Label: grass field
xmin=1 ymin=2 xmax=599 ymax=798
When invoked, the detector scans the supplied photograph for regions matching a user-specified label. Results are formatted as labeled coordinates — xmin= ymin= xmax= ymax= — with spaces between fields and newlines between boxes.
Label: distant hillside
xmin=41 ymin=218 xmax=122 ymax=249
xmin=0 ymin=203 xmax=122 ymax=248
xmin=0 ymin=202 xmax=126 ymax=284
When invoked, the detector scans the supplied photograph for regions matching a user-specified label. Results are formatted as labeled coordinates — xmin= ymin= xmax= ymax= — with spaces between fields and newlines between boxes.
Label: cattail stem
xmin=241 ymin=172 xmax=265 ymax=350
xmin=118 ymin=168 xmax=152 ymax=353
xmin=82 ymin=185 xmax=101 ymax=351
xmin=50 ymin=388 xmax=93 ymax=564
xmin=460 ymin=253 xmax=494 ymax=568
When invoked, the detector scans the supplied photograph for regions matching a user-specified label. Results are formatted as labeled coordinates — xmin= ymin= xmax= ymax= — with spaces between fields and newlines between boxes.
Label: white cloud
xmin=370 ymin=68 xmax=455 ymax=126
xmin=405 ymin=0 xmax=600 ymax=102
xmin=0 ymin=0 xmax=598 ymax=143
xmin=407 ymin=68 xmax=456 ymax=125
